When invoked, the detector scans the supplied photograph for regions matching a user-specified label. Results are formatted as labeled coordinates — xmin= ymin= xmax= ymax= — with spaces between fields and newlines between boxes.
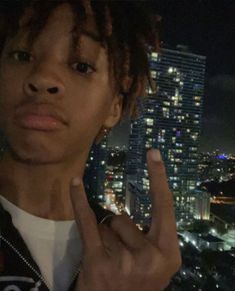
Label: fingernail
xmin=71 ymin=177 xmax=81 ymax=187
xmin=151 ymin=149 xmax=162 ymax=162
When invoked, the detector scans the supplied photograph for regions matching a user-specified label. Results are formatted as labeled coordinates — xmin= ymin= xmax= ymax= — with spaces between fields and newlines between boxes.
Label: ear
xmin=103 ymin=94 xmax=123 ymax=128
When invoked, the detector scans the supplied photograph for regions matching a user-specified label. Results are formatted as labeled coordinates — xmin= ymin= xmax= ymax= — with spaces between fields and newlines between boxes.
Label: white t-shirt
xmin=0 ymin=195 xmax=83 ymax=291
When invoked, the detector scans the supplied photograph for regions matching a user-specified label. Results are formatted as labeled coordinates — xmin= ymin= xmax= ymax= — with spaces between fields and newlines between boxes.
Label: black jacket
xmin=0 ymin=199 xmax=113 ymax=291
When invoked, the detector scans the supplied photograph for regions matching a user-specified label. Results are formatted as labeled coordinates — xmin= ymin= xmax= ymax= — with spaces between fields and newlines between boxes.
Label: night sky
xmin=109 ymin=0 xmax=235 ymax=153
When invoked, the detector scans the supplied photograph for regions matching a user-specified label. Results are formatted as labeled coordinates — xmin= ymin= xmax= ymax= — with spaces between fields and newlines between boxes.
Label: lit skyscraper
xmin=126 ymin=45 xmax=206 ymax=225
xmin=84 ymin=138 xmax=108 ymax=202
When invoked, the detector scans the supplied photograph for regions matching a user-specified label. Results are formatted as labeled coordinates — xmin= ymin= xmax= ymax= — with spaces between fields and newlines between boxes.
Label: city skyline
xmin=87 ymin=3 xmax=235 ymax=290
xmin=109 ymin=0 xmax=235 ymax=153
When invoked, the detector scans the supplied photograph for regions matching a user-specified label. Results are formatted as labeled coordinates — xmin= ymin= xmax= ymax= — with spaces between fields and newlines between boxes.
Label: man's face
xmin=0 ymin=4 xmax=122 ymax=164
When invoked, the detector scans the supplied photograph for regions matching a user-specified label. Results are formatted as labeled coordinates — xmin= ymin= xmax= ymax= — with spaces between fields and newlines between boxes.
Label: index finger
xmin=70 ymin=177 xmax=104 ymax=254
xmin=146 ymin=149 xmax=178 ymax=250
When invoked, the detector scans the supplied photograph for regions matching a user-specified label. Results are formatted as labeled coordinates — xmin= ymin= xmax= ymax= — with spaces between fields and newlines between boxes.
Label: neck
xmin=0 ymin=151 xmax=88 ymax=220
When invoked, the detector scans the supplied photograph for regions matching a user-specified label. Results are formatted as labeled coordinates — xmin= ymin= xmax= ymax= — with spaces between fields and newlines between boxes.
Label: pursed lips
xmin=14 ymin=104 xmax=69 ymax=131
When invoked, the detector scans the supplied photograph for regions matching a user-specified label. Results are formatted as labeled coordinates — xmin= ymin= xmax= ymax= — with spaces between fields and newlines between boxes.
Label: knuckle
xmin=110 ymin=213 xmax=128 ymax=227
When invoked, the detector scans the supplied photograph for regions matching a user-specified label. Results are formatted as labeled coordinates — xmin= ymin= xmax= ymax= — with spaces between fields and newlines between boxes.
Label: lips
xmin=14 ymin=104 xmax=68 ymax=131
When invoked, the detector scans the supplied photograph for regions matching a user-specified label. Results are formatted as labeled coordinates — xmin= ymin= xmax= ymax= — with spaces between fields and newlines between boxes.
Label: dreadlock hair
xmin=0 ymin=0 xmax=160 ymax=120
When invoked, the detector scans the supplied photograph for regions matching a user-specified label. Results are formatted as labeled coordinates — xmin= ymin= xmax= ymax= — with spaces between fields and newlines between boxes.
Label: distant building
xmin=127 ymin=46 xmax=206 ymax=226
xmin=84 ymin=138 xmax=108 ymax=202
xmin=198 ymin=151 xmax=235 ymax=182
xmin=105 ymin=147 xmax=127 ymax=207
xmin=125 ymin=181 xmax=152 ymax=227
xmin=183 ymin=231 xmax=228 ymax=251
xmin=192 ymin=190 xmax=211 ymax=220
xmin=210 ymin=204 xmax=235 ymax=248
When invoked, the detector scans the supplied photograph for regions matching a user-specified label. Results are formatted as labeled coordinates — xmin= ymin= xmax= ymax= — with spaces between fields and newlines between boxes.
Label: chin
xmin=4 ymin=127 xmax=90 ymax=165
xmin=6 ymin=135 xmax=66 ymax=165
xmin=9 ymin=145 xmax=64 ymax=165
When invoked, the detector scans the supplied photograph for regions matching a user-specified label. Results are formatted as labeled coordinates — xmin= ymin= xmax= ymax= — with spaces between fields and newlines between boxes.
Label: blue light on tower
xmin=176 ymin=130 xmax=181 ymax=138
xmin=217 ymin=154 xmax=228 ymax=160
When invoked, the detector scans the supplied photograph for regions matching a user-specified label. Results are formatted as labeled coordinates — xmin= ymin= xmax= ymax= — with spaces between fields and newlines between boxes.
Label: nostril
xmin=47 ymin=87 xmax=59 ymax=94
xmin=28 ymin=83 xmax=38 ymax=92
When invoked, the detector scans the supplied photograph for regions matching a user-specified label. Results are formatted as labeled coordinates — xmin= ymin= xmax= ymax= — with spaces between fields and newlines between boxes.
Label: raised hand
xmin=70 ymin=149 xmax=181 ymax=291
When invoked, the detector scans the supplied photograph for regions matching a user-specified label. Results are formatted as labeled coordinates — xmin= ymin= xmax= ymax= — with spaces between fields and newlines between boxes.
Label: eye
xmin=8 ymin=50 xmax=33 ymax=63
xmin=71 ymin=61 xmax=96 ymax=74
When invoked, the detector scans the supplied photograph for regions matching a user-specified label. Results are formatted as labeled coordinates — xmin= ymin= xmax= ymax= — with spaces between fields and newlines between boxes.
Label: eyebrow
xmin=80 ymin=29 xmax=102 ymax=43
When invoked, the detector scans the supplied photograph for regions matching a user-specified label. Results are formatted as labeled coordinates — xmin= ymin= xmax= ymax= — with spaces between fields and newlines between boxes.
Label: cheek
xmin=68 ymin=82 xmax=112 ymax=131
xmin=0 ymin=67 xmax=22 ymax=104
xmin=0 ymin=69 xmax=24 ymax=129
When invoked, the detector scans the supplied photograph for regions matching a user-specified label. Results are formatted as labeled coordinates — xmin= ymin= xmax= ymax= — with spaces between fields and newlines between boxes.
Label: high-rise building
xmin=84 ymin=137 xmax=108 ymax=202
xmin=105 ymin=147 xmax=127 ymax=206
xmin=126 ymin=45 xmax=206 ymax=226
xmin=191 ymin=190 xmax=211 ymax=221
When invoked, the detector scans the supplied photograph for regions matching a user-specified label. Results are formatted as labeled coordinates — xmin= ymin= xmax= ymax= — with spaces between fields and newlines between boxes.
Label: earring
xmin=95 ymin=126 xmax=110 ymax=145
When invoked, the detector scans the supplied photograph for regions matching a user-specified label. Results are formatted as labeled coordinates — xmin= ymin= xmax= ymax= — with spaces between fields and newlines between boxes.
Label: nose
xmin=23 ymin=63 xmax=65 ymax=99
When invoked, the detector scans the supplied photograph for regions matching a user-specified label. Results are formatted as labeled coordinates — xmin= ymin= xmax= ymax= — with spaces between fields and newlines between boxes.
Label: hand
xmin=70 ymin=149 xmax=181 ymax=291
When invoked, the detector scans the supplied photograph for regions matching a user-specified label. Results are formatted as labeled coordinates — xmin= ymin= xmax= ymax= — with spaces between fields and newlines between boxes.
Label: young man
xmin=0 ymin=1 xmax=181 ymax=290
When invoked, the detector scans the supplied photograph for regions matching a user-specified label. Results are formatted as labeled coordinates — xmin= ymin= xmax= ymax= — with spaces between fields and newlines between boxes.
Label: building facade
xmin=84 ymin=137 xmax=108 ymax=202
xmin=126 ymin=46 xmax=206 ymax=225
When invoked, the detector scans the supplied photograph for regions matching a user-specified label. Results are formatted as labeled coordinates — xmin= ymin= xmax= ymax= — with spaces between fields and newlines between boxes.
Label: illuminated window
xmin=163 ymin=101 xmax=170 ymax=106
xmin=151 ymin=70 xmax=157 ymax=78
xmin=173 ymin=100 xmax=178 ymax=106
xmin=191 ymin=134 xmax=198 ymax=141
xmin=162 ymin=107 xmax=170 ymax=118
xmin=146 ymin=128 xmax=153 ymax=134
xmin=176 ymin=130 xmax=181 ymax=137
xmin=151 ymin=52 xmax=158 ymax=61
xmin=148 ymin=108 xmax=154 ymax=113
xmin=147 ymin=86 xmax=153 ymax=94
xmin=145 ymin=118 xmax=154 ymax=126
xmin=189 ymin=147 xmax=197 ymax=151
xmin=158 ymin=136 xmax=165 ymax=143
xmin=175 ymin=149 xmax=182 ymax=153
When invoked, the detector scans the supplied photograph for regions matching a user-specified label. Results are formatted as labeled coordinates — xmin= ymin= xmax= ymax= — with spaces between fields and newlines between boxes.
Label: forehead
xmin=16 ymin=3 xmax=102 ymax=48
